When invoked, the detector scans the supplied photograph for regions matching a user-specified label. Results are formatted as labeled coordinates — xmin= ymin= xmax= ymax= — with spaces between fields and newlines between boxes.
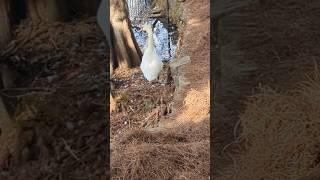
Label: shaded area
xmin=213 ymin=0 xmax=320 ymax=179
xmin=0 ymin=18 xmax=107 ymax=179
xmin=229 ymin=76 xmax=320 ymax=179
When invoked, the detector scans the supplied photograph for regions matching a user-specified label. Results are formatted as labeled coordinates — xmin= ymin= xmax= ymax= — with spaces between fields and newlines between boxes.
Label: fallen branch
xmin=61 ymin=138 xmax=80 ymax=162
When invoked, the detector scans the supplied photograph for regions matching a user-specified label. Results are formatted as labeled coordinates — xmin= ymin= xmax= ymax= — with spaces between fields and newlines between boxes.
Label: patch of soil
xmin=0 ymin=18 xmax=107 ymax=179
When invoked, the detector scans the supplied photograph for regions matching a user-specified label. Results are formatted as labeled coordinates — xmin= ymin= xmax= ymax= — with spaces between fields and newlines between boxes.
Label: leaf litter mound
xmin=0 ymin=18 xmax=107 ymax=179
xmin=214 ymin=0 xmax=320 ymax=179
xmin=222 ymin=70 xmax=320 ymax=180
xmin=110 ymin=65 xmax=175 ymax=136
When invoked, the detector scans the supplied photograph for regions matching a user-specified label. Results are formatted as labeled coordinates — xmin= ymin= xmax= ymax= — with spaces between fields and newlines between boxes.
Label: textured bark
xmin=0 ymin=0 xmax=11 ymax=48
xmin=110 ymin=0 xmax=142 ymax=69
xmin=26 ymin=0 xmax=67 ymax=22
xmin=68 ymin=0 xmax=99 ymax=16
xmin=0 ymin=65 xmax=19 ymax=169
xmin=99 ymin=0 xmax=141 ymax=113
xmin=97 ymin=0 xmax=115 ymax=113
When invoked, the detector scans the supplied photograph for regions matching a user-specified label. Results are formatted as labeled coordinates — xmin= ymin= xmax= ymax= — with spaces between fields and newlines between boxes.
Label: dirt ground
xmin=213 ymin=0 xmax=320 ymax=179
xmin=0 ymin=18 xmax=107 ymax=179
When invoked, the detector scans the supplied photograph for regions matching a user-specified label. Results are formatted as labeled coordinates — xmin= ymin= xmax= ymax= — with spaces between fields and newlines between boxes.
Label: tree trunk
xmin=78 ymin=0 xmax=98 ymax=15
xmin=99 ymin=0 xmax=141 ymax=112
xmin=68 ymin=0 xmax=99 ymax=17
xmin=110 ymin=0 xmax=142 ymax=69
xmin=0 ymin=65 xmax=20 ymax=170
xmin=0 ymin=0 xmax=20 ymax=169
xmin=26 ymin=0 xmax=67 ymax=22
xmin=0 ymin=0 xmax=11 ymax=48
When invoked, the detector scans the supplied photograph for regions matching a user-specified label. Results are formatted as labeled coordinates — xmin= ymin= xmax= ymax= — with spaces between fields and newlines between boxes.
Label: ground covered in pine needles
xmin=0 ymin=18 xmax=107 ymax=179
xmin=214 ymin=0 xmax=320 ymax=179
xmin=110 ymin=0 xmax=210 ymax=179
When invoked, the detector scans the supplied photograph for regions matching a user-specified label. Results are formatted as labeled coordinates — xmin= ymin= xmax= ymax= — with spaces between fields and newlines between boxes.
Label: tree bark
xmin=98 ymin=0 xmax=142 ymax=112
xmin=110 ymin=0 xmax=142 ymax=69
xmin=68 ymin=0 xmax=99 ymax=17
xmin=0 ymin=0 xmax=11 ymax=48
xmin=26 ymin=0 xmax=67 ymax=22
xmin=97 ymin=0 xmax=116 ymax=112
xmin=0 ymin=65 xmax=20 ymax=170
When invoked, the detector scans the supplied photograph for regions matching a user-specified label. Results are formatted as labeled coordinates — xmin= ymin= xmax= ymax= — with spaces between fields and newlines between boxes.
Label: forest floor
xmin=0 ymin=0 xmax=211 ymax=178
xmin=111 ymin=0 xmax=210 ymax=179
xmin=0 ymin=18 xmax=107 ymax=179
xmin=2 ymin=0 xmax=320 ymax=179
xmin=110 ymin=64 xmax=175 ymax=136
xmin=213 ymin=0 xmax=320 ymax=179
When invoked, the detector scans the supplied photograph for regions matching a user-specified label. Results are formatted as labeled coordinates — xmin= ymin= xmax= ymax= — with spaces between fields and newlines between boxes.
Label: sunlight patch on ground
xmin=169 ymin=84 xmax=210 ymax=125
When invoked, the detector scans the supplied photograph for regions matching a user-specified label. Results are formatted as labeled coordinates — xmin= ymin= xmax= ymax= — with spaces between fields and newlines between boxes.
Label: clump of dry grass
xmin=173 ymin=86 xmax=210 ymax=124
xmin=118 ymin=119 xmax=209 ymax=144
xmin=112 ymin=142 xmax=208 ymax=180
xmin=224 ymin=72 xmax=320 ymax=180
xmin=111 ymin=119 xmax=209 ymax=180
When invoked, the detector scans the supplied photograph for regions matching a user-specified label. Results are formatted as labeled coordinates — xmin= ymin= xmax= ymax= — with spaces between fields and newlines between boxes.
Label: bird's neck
xmin=146 ymin=31 xmax=154 ymax=50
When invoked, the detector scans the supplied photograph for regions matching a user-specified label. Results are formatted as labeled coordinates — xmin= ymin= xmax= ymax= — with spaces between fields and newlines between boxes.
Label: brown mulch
xmin=214 ymin=0 xmax=320 ymax=179
xmin=0 ymin=18 xmax=107 ymax=179
xmin=110 ymin=63 xmax=175 ymax=137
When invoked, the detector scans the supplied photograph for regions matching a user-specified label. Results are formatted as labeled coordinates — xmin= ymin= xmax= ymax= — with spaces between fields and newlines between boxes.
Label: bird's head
xmin=142 ymin=24 xmax=153 ymax=34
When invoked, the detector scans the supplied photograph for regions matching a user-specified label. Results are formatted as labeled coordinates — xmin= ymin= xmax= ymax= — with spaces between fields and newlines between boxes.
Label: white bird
xmin=140 ymin=24 xmax=163 ymax=82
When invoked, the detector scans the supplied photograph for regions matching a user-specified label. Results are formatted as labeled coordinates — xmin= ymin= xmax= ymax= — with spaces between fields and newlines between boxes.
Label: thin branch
xmin=61 ymin=138 xmax=81 ymax=162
